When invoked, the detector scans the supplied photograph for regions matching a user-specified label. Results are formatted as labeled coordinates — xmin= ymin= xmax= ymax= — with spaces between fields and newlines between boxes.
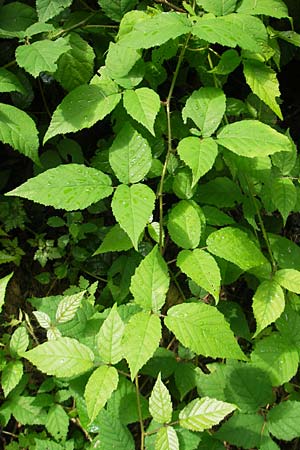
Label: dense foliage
xmin=1 ymin=0 xmax=300 ymax=448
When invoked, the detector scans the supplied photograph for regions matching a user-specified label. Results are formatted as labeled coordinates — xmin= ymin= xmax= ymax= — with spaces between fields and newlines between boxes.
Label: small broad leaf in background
xmin=84 ymin=365 xmax=119 ymax=423
xmin=109 ymin=122 xmax=152 ymax=183
xmin=271 ymin=177 xmax=297 ymax=224
xmin=209 ymin=49 xmax=241 ymax=74
xmin=0 ymin=68 xmax=26 ymax=94
xmin=55 ymin=291 xmax=85 ymax=324
xmin=177 ymin=249 xmax=220 ymax=302
xmin=155 ymin=426 xmax=179 ymax=450
xmin=36 ymin=0 xmax=73 ymax=22
xmin=10 ymin=326 xmax=29 ymax=357
xmin=149 ymin=373 xmax=172 ymax=424
xmin=123 ymin=87 xmax=161 ymax=135
xmin=6 ymin=164 xmax=113 ymax=211
xmin=196 ymin=0 xmax=237 ymax=16
xmin=252 ymin=280 xmax=285 ymax=336
xmin=93 ymin=224 xmax=133 ymax=255
xmin=1 ymin=360 xmax=23 ymax=397
xmin=111 ymin=183 xmax=155 ymax=250
xmin=267 ymin=400 xmax=300 ymax=441
xmin=215 ymin=412 xmax=265 ymax=449
xmin=199 ymin=177 xmax=243 ymax=208
xmin=167 ymin=200 xmax=202 ymax=249
xmin=122 ymin=312 xmax=161 ymax=380
xmin=0 ymin=272 xmax=13 ymax=313
xmin=97 ymin=409 xmax=135 ymax=450
xmin=0 ymin=2 xmax=37 ymax=39
xmin=179 ymin=397 xmax=236 ymax=432
xmin=22 ymin=337 xmax=94 ymax=377
xmin=0 ymin=103 xmax=39 ymax=163
xmin=98 ymin=0 xmax=137 ymax=22
xmin=45 ymin=404 xmax=69 ymax=441
xmin=165 ymin=302 xmax=246 ymax=360
xmin=97 ymin=304 xmax=125 ymax=364
xmin=237 ymin=0 xmax=289 ymax=18
xmin=182 ymin=87 xmax=226 ymax=137
xmin=207 ymin=227 xmax=267 ymax=271
xmin=177 ymin=137 xmax=218 ymax=187
xmin=130 ymin=245 xmax=169 ymax=312
xmin=274 ymin=269 xmax=300 ymax=294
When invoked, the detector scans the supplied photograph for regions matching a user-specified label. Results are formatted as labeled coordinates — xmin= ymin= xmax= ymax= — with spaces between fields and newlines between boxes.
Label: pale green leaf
xmin=196 ymin=0 xmax=237 ymax=15
xmin=237 ymin=0 xmax=289 ymax=18
xmin=167 ymin=200 xmax=202 ymax=250
xmin=267 ymin=401 xmax=300 ymax=441
xmin=155 ymin=426 xmax=179 ymax=450
xmin=0 ymin=272 xmax=13 ymax=313
xmin=0 ymin=103 xmax=39 ymax=163
xmin=179 ymin=397 xmax=236 ymax=432
xmin=274 ymin=269 xmax=300 ymax=294
xmin=0 ymin=68 xmax=26 ymax=94
xmin=0 ymin=2 xmax=36 ymax=39
xmin=16 ymin=38 xmax=70 ymax=78
xmin=97 ymin=304 xmax=125 ymax=364
xmin=123 ymin=88 xmax=161 ymax=135
xmin=6 ymin=164 xmax=113 ymax=211
xmin=252 ymin=280 xmax=285 ymax=336
xmin=177 ymin=249 xmax=220 ymax=302
xmin=56 ymin=291 xmax=85 ymax=324
xmin=85 ymin=365 xmax=119 ymax=423
xmin=111 ymin=183 xmax=155 ymax=250
xmin=243 ymin=59 xmax=282 ymax=119
xmin=217 ymin=120 xmax=293 ymax=157
xmin=109 ymin=122 xmax=152 ymax=183
xmin=97 ymin=409 xmax=135 ymax=450
xmin=149 ymin=373 xmax=172 ymax=424
xmin=24 ymin=22 xmax=55 ymax=37
xmin=182 ymin=87 xmax=226 ymax=137
xmin=271 ymin=177 xmax=297 ymax=224
xmin=33 ymin=311 xmax=52 ymax=329
xmin=99 ymin=0 xmax=137 ymax=22
xmin=36 ymin=0 xmax=73 ymax=22
xmin=106 ymin=42 xmax=141 ymax=79
xmin=177 ymin=137 xmax=218 ymax=187
xmin=165 ymin=303 xmax=246 ymax=360
xmin=45 ymin=404 xmax=69 ymax=441
xmin=130 ymin=245 xmax=169 ymax=312
xmin=93 ymin=224 xmax=133 ymax=255
xmin=209 ymin=49 xmax=241 ymax=75
xmin=10 ymin=326 xmax=29 ymax=357
xmin=122 ymin=312 xmax=161 ymax=380
xmin=23 ymin=337 xmax=94 ymax=377
xmin=43 ymin=81 xmax=121 ymax=143
xmin=1 ymin=360 xmax=23 ymax=397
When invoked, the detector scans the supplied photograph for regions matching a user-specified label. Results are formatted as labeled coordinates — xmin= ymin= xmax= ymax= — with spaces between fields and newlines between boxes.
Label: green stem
xmin=135 ymin=376 xmax=145 ymax=450
xmin=51 ymin=13 xmax=97 ymax=39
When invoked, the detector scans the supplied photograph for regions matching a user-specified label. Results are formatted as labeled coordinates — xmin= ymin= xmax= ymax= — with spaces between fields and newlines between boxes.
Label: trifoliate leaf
xmin=149 ymin=373 xmax=172 ymax=424
xmin=97 ymin=304 xmax=125 ymax=364
xmin=123 ymin=87 xmax=161 ymax=135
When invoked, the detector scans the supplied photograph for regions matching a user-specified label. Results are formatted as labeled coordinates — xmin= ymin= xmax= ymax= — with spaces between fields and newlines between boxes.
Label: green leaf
xmin=23 ymin=337 xmax=94 ymax=377
xmin=182 ymin=87 xmax=226 ymax=137
xmin=216 ymin=412 xmax=265 ymax=449
xmin=85 ymin=365 xmax=119 ymax=423
xmin=98 ymin=0 xmax=137 ymax=21
xmin=45 ymin=404 xmax=69 ymax=441
xmin=0 ymin=103 xmax=39 ymax=163
xmin=202 ymin=206 xmax=235 ymax=226
xmin=209 ymin=49 xmax=241 ymax=74
xmin=155 ymin=426 xmax=179 ymax=450
xmin=267 ymin=400 xmax=300 ymax=441
xmin=199 ymin=177 xmax=243 ymax=207
xmin=269 ymin=234 xmax=300 ymax=270
xmin=271 ymin=177 xmax=297 ymax=224
xmin=0 ymin=272 xmax=13 ymax=313
xmin=179 ymin=397 xmax=236 ymax=432
xmin=55 ymin=33 xmax=95 ymax=91
xmin=55 ymin=291 xmax=85 ymax=324
xmin=16 ymin=38 xmax=70 ymax=78
xmin=96 ymin=409 xmax=135 ymax=450
xmin=109 ymin=122 xmax=152 ymax=183
xmin=274 ymin=269 xmax=300 ymax=294
xmin=33 ymin=311 xmax=52 ymax=329
xmin=111 ymin=183 xmax=155 ymax=250
xmin=130 ymin=245 xmax=169 ymax=312
xmin=97 ymin=304 xmax=125 ymax=364
xmin=123 ymin=88 xmax=161 ymax=135
xmin=0 ymin=68 xmax=26 ymax=94
xmin=167 ymin=200 xmax=202 ymax=249
xmin=149 ymin=373 xmax=172 ymax=424
xmin=43 ymin=81 xmax=121 ymax=143
xmin=106 ymin=42 xmax=141 ymax=79
xmin=252 ymin=280 xmax=285 ymax=336
xmin=177 ymin=249 xmax=221 ymax=302
xmin=1 ymin=360 xmax=23 ymax=397
xmin=243 ymin=59 xmax=282 ymax=119
xmin=175 ymin=362 xmax=199 ymax=400
xmin=207 ymin=227 xmax=267 ymax=271
xmin=165 ymin=302 xmax=246 ymax=360
xmin=177 ymin=137 xmax=218 ymax=187
xmin=93 ymin=224 xmax=133 ymax=255
xmin=237 ymin=0 xmax=289 ymax=18
xmin=36 ymin=0 xmax=73 ymax=22
xmin=10 ymin=326 xmax=29 ymax=357
xmin=6 ymin=164 xmax=113 ymax=211
xmin=196 ymin=0 xmax=237 ymax=15
xmin=10 ymin=396 xmax=47 ymax=425
xmin=251 ymin=333 xmax=299 ymax=386
xmin=122 ymin=312 xmax=161 ymax=380
xmin=276 ymin=306 xmax=300 ymax=358
xmin=0 ymin=2 xmax=36 ymax=39
xmin=217 ymin=120 xmax=293 ymax=157
xmin=269 ymin=28 xmax=300 ymax=47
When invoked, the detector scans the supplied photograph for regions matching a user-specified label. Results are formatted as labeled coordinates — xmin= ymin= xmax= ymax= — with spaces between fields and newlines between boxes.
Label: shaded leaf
xmin=155 ymin=426 xmax=179 ymax=450
xmin=0 ymin=68 xmax=26 ymax=94
xmin=36 ymin=0 xmax=73 ymax=22
xmin=267 ymin=400 xmax=300 ymax=441
xmin=0 ymin=272 xmax=13 ymax=313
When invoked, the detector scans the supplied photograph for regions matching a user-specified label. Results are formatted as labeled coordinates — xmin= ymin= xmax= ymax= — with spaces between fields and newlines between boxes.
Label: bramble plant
xmin=1 ymin=0 xmax=300 ymax=448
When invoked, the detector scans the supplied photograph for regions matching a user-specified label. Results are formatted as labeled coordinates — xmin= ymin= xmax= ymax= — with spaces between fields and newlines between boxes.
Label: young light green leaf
xmin=267 ymin=401 xmax=300 ymax=441
xmin=243 ymin=59 xmax=282 ymax=119
xmin=98 ymin=0 xmax=137 ymax=22
xmin=237 ymin=0 xmax=289 ymax=18
xmin=43 ymin=81 xmax=121 ymax=143
xmin=149 ymin=373 xmax=172 ymax=424
xmin=111 ymin=183 xmax=155 ymax=250
xmin=274 ymin=269 xmax=300 ymax=294
xmin=10 ymin=326 xmax=29 ymax=357
xmin=0 ymin=103 xmax=39 ymax=163
xmin=45 ymin=404 xmax=69 ymax=441
xmin=167 ymin=200 xmax=202 ymax=250
xmin=106 ymin=42 xmax=141 ymax=79
xmin=55 ymin=291 xmax=85 ymax=324
xmin=217 ymin=120 xmax=293 ymax=157
xmin=207 ymin=227 xmax=268 ymax=271
xmin=0 ymin=272 xmax=13 ymax=313
xmin=271 ymin=177 xmax=297 ymax=224
xmin=93 ymin=224 xmax=133 ymax=255
xmin=97 ymin=304 xmax=125 ymax=364
xmin=196 ymin=0 xmax=237 ymax=15
xmin=84 ymin=365 xmax=119 ymax=423
xmin=1 ymin=360 xmax=23 ymax=397
xmin=109 ymin=122 xmax=152 ymax=183
xmin=165 ymin=303 xmax=246 ymax=360
xmin=179 ymin=397 xmax=236 ymax=432
xmin=0 ymin=68 xmax=26 ymax=94
xmin=130 ymin=245 xmax=169 ymax=312
xmin=177 ymin=249 xmax=220 ymax=302
xmin=177 ymin=137 xmax=218 ymax=187
xmin=36 ymin=0 xmax=73 ymax=22
xmin=182 ymin=87 xmax=226 ymax=137
xmin=22 ymin=337 xmax=94 ymax=377
xmin=155 ymin=426 xmax=179 ymax=450
xmin=16 ymin=38 xmax=70 ymax=78
xmin=6 ymin=164 xmax=113 ymax=211
xmin=123 ymin=87 xmax=161 ymax=135
xmin=122 ymin=312 xmax=161 ymax=380
xmin=252 ymin=280 xmax=285 ymax=336
xmin=33 ymin=311 xmax=52 ymax=329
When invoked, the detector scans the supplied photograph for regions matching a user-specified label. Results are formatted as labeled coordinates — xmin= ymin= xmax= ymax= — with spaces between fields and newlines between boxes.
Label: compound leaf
xmin=149 ymin=373 xmax=172 ymax=424
xmin=97 ymin=304 xmax=125 ymax=364
xmin=123 ymin=87 xmax=161 ymax=135
xmin=253 ymin=280 xmax=285 ymax=336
